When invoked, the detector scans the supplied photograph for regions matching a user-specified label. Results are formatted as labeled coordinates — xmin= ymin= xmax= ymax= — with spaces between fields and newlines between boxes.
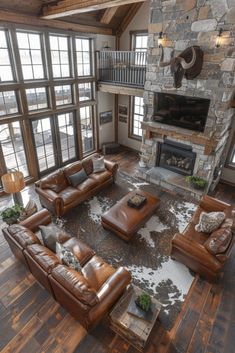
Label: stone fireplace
xmin=138 ymin=0 xmax=235 ymax=198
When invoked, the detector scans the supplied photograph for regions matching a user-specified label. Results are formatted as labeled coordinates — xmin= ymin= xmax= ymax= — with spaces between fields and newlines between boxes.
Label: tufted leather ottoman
xmin=101 ymin=189 xmax=160 ymax=241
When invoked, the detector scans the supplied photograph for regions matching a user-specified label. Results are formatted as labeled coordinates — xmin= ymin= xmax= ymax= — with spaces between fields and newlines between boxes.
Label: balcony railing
xmin=97 ymin=50 xmax=147 ymax=87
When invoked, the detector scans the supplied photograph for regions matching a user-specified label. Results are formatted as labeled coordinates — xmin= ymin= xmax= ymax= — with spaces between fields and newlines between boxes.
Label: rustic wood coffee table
xmin=101 ymin=189 xmax=160 ymax=241
xmin=110 ymin=285 xmax=162 ymax=352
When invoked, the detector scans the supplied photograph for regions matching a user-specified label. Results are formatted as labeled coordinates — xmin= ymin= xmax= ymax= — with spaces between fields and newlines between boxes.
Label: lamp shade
xmin=1 ymin=171 xmax=25 ymax=194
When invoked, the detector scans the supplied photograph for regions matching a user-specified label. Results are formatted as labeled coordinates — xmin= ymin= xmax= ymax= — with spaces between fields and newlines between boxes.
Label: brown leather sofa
xmin=171 ymin=195 xmax=235 ymax=281
xmin=3 ymin=209 xmax=131 ymax=329
xmin=35 ymin=155 xmax=118 ymax=217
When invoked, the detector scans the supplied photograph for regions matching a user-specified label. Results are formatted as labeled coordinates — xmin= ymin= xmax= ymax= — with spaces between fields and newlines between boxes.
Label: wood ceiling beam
xmin=116 ymin=3 xmax=143 ymax=37
xmin=100 ymin=6 xmax=119 ymax=25
xmin=0 ymin=10 xmax=112 ymax=35
xmin=42 ymin=0 xmax=146 ymax=19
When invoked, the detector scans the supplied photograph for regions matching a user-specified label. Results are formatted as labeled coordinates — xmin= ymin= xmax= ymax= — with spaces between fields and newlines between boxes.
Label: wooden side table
xmin=109 ymin=285 xmax=162 ymax=352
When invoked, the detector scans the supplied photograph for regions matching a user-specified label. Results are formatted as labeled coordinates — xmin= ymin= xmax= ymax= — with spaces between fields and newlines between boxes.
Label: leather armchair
xmin=171 ymin=195 xmax=235 ymax=281
xmin=35 ymin=155 xmax=118 ymax=217
xmin=3 ymin=209 xmax=131 ymax=329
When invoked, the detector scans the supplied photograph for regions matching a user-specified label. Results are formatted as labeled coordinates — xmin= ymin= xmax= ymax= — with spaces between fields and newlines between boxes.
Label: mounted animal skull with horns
xmin=158 ymin=45 xmax=204 ymax=88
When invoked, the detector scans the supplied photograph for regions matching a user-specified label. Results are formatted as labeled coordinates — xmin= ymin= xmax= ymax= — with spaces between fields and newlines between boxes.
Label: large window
xmin=0 ymin=30 xmax=14 ymax=82
xmin=131 ymin=32 xmax=148 ymax=66
xmin=130 ymin=96 xmax=144 ymax=139
xmin=0 ymin=26 xmax=96 ymax=185
xmin=17 ymin=31 xmax=45 ymax=80
xmin=0 ymin=122 xmax=29 ymax=177
xmin=76 ymin=38 xmax=92 ymax=77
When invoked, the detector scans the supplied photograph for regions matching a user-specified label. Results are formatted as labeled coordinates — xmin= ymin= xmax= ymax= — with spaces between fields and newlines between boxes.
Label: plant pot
xmin=189 ymin=182 xmax=206 ymax=190
xmin=4 ymin=217 xmax=18 ymax=225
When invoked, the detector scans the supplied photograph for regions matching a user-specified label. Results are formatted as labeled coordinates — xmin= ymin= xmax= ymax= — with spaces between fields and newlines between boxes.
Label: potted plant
xmin=0 ymin=204 xmax=23 ymax=225
xmin=135 ymin=292 xmax=152 ymax=312
xmin=186 ymin=175 xmax=208 ymax=190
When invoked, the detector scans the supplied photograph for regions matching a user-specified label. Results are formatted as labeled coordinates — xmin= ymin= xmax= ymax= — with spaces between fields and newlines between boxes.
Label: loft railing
xmin=96 ymin=50 xmax=147 ymax=87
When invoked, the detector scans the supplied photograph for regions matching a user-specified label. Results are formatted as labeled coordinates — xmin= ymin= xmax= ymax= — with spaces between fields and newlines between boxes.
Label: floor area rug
xmin=61 ymin=171 xmax=198 ymax=330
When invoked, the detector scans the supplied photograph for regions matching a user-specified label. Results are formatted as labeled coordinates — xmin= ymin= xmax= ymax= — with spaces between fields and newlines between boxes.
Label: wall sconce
xmin=215 ymin=28 xmax=223 ymax=48
xmin=158 ymin=31 xmax=164 ymax=47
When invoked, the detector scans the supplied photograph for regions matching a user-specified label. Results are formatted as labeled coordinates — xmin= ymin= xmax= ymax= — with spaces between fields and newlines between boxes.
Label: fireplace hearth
xmin=157 ymin=140 xmax=196 ymax=176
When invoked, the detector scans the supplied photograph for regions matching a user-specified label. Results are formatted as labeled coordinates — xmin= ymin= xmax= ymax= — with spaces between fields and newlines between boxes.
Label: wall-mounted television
xmin=153 ymin=93 xmax=210 ymax=132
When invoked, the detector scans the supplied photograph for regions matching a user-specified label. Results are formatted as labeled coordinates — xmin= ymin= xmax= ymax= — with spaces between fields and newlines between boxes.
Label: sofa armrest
xmin=19 ymin=209 xmax=52 ymax=232
xmin=88 ymin=267 xmax=131 ymax=325
xmin=200 ymin=195 xmax=230 ymax=212
xmin=172 ymin=233 xmax=221 ymax=273
xmin=104 ymin=159 xmax=118 ymax=177
xmin=35 ymin=187 xmax=63 ymax=217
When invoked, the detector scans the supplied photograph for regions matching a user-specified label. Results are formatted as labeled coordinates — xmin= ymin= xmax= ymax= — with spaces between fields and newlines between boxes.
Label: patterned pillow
xmin=39 ymin=224 xmax=70 ymax=252
xmin=56 ymin=243 xmax=82 ymax=272
xmin=92 ymin=156 xmax=106 ymax=173
xmin=195 ymin=211 xmax=225 ymax=233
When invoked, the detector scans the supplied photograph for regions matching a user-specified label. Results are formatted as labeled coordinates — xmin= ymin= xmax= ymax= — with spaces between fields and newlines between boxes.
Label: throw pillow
xmin=39 ymin=224 xmax=71 ymax=252
xmin=68 ymin=168 xmax=88 ymax=187
xmin=195 ymin=211 xmax=225 ymax=233
xmin=204 ymin=227 xmax=232 ymax=255
xmin=92 ymin=156 xmax=106 ymax=173
xmin=56 ymin=243 xmax=82 ymax=272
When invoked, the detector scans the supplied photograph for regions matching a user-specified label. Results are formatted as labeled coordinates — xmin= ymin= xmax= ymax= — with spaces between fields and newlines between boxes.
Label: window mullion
xmin=44 ymin=32 xmax=56 ymax=111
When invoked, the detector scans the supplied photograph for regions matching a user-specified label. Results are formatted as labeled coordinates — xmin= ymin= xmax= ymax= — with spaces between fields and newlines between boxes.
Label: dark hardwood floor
xmin=0 ymin=148 xmax=234 ymax=353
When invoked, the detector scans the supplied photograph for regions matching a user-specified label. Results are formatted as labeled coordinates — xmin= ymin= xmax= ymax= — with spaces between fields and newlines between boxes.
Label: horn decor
xmin=158 ymin=45 xmax=204 ymax=88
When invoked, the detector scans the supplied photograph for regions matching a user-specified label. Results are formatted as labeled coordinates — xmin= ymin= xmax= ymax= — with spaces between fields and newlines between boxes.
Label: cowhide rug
xmin=60 ymin=171 xmax=198 ymax=330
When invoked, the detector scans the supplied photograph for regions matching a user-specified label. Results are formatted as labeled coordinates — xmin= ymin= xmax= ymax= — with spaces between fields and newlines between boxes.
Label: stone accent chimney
xmin=141 ymin=0 xmax=235 ymax=192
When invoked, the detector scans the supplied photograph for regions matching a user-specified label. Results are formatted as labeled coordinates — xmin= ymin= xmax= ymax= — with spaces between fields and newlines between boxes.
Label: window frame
xmin=129 ymin=95 xmax=144 ymax=141
xmin=225 ymin=132 xmax=235 ymax=170
xmin=0 ymin=25 xmax=97 ymax=188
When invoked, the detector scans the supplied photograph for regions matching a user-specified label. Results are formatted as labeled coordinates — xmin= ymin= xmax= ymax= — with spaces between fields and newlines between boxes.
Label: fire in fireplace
xmin=157 ymin=140 xmax=196 ymax=176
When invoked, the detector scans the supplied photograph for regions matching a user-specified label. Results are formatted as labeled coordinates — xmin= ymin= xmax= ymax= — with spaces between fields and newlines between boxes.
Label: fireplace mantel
xmin=141 ymin=121 xmax=218 ymax=155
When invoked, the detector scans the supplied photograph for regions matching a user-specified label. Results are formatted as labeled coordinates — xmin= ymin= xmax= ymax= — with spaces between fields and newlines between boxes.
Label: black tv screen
xmin=153 ymin=93 xmax=210 ymax=132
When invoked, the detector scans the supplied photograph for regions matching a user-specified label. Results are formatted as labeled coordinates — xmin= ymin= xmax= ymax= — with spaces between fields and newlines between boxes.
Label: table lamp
xmin=1 ymin=171 xmax=25 ymax=206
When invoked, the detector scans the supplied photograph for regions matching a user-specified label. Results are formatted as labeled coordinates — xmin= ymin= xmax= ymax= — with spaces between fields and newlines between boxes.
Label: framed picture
xmin=100 ymin=110 xmax=113 ymax=125
xmin=119 ymin=114 xmax=127 ymax=123
xmin=118 ymin=105 xmax=128 ymax=116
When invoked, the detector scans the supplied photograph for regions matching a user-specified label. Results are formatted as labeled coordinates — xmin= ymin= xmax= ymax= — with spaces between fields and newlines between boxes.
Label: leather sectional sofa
xmin=35 ymin=155 xmax=118 ymax=217
xmin=171 ymin=195 xmax=234 ymax=281
xmin=3 ymin=209 xmax=131 ymax=329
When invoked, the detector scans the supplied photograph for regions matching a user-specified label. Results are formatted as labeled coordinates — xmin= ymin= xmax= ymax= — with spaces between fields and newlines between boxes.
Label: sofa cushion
xmin=77 ymin=178 xmax=98 ymax=193
xmin=58 ymin=187 xmax=82 ymax=205
xmin=56 ymin=243 xmax=82 ymax=272
xmin=62 ymin=237 xmax=95 ymax=266
xmin=8 ymin=224 xmax=41 ymax=249
xmin=68 ymin=169 xmax=88 ymax=187
xmin=82 ymin=157 xmax=94 ymax=175
xmin=204 ymin=227 xmax=232 ymax=255
xmin=40 ymin=170 xmax=68 ymax=193
xmin=90 ymin=170 xmax=112 ymax=184
xmin=63 ymin=161 xmax=83 ymax=179
xmin=27 ymin=244 xmax=61 ymax=273
xmin=39 ymin=224 xmax=71 ymax=252
xmin=92 ymin=156 xmax=106 ymax=173
xmin=195 ymin=212 xmax=225 ymax=233
xmin=51 ymin=264 xmax=99 ymax=306
xmin=82 ymin=255 xmax=116 ymax=291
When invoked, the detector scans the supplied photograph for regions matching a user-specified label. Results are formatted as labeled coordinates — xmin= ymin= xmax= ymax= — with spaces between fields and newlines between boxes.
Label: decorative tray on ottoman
xmin=127 ymin=193 xmax=147 ymax=209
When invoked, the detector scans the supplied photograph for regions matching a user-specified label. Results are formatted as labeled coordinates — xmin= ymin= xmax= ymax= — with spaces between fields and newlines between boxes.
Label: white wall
xmin=95 ymin=35 xmax=116 ymax=148
xmin=118 ymin=0 xmax=150 ymax=151
xmin=221 ymin=118 xmax=235 ymax=184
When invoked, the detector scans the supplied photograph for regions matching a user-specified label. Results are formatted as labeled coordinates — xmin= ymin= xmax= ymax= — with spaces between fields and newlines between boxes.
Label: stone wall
xmin=142 ymin=0 xmax=235 ymax=189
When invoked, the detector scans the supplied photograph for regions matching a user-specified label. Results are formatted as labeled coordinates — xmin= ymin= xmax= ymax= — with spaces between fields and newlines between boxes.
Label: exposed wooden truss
xmin=116 ymin=2 xmax=143 ymax=37
xmin=42 ymin=0 xmax=146 ymax=19
xmin=100 ymin=6 xmax=119 ymax=24
xmin=0 ymin=10 xmax=112 ymax=35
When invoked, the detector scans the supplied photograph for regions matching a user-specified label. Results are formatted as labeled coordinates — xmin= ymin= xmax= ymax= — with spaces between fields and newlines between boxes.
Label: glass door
xmin=31 ymin=112 xmax=78 ymax=176
xmin=31 ymin=117 xmax=56 ymax=175
xmin=56 ymin=112 xmax=77 ymax=165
